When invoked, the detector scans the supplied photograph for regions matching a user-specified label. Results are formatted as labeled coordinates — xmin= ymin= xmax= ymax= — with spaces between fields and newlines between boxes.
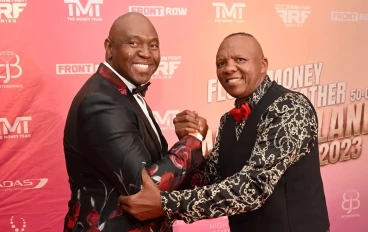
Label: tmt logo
xmin=0 ymin=0 xmax=27 ymax=24
xmin=341 ymin=189 xmax=360 ymax=218
xmin=64 ymin=0 xmax=103 ymax=22
xmin=152 ymin=110 xmax=180 ymax=130
xmin=275 ymin=4 xmax=311 ymax=27
xmin=212 ymin=2 xmax=246 ymax=23
xmin=0 ymin=51 xmax=23 ymax=88
xmin=0 ymin=116 xmax=32 ymax=140
xmin=152 ymin=56 xmax=181 ymax=80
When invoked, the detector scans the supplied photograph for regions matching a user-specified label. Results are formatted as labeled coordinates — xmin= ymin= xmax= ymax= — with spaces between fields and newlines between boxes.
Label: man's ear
xmin=261 ymin=57 xmax=268 ymax=74
xmin=104 ymin=38 xmax=113 ymax=59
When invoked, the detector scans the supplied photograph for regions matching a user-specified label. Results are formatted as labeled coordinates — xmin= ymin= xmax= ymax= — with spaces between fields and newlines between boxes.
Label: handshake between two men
xmin=119 ymin=109 xmax=209 ymax=221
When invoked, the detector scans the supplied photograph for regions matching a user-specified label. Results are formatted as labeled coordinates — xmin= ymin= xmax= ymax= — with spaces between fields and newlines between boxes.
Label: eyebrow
xmin=127 ymin=35 xmax=159 ymax=41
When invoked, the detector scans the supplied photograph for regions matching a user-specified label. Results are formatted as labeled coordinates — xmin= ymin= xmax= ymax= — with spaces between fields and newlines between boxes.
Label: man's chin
xmin=224 ymin=87 xmax=244 ymax=99
xmin=131 ymin=75 xmax=153 ymax=85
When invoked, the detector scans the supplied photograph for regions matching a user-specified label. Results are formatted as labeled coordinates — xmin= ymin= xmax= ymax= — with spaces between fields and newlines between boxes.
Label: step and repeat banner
xmin=1 ymin=0 xmax=367 ymax=231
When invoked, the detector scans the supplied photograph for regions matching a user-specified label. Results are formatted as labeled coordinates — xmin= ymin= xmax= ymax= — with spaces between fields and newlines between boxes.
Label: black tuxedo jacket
xmin=63 ymin=63 xmax=203 ymax=232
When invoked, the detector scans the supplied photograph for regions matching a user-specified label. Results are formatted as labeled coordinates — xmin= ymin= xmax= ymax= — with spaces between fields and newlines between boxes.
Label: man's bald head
xmin=215 ymin=32 xmax=268 ymax=102
xmin=104 ymin=12 xmax=161 ymax=86
xmin=219 ymin=32 xmax=264 ymax=59
xmin=108 ymin=12 xmax=158 ymax=45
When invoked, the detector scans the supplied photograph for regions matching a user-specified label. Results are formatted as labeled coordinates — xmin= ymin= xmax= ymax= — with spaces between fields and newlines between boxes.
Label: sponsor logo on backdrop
xmin=266 ymin=63 xmax=347 ymax=109
xmin=56 ymin=63 xmax=99 ymax=75
xmin=275 ymin=4 xmax=311 ymax=27
xmin=152 ymin=56 xmax=181 ymax=80
xmin=209 ymin=216 xmax=230 ymax=231
xmin=212 ymin=2 xmax=245 ymax=23
xmin=64 ymin=0 xmax=103 ymax=21
xmin=0 ymin=0 xmax=27 ymax=24
xmin=341 ymin=189 xmax=360 ymax=218
xmin=0 ymin=178 xmax=48 ymax=191
xmin=207 ymin=79 xmax=234 ymax=103
xmin=173 ymin=217 xmax=230 ymax=231
xmin=0 ymin=51 xmax=23 ymax=88
xmin=331 ymin=11 xmax=368 ymax=21
xmin=267 ymin=63 xmax=367 ymax=167
xmin=0 ymin=116 xmax=31 ymax=140
xmin=152 ymin=110 xmax=180 ymax=130
xmin=128 ymin=5 xmax=187 ymax=17
xmin=206 ymin=62 xmax=367 ymax=167
xmin=10 ymin=216 xmax=26 ymax=232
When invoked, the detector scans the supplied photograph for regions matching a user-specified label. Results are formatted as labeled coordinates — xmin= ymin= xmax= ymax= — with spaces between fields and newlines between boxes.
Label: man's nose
xmin=224 ymin=60 xmax=237 ymax=74
xmin=138 ymin=44 xmax=151 ymax=59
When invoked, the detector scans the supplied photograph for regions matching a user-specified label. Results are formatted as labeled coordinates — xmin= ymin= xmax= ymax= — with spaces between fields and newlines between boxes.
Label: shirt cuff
xmin=161 ymin=191 xmax=181 ymax=221
xmin=188 ymin=132 xmax=203 ymax=141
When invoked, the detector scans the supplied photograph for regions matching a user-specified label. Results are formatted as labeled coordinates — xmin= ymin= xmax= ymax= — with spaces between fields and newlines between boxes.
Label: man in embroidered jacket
xmin=63 ymin=13 xmax=207 ymax=232
xmin=119 ymin=33 xmax=330 ymax=232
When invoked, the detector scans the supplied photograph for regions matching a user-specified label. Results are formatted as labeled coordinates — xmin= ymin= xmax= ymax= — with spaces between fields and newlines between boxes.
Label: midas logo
xmin=0 ymin=178 xmax=48 ymax=190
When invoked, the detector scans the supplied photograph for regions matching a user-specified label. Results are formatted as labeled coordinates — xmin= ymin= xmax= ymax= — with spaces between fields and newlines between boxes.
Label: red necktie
xmin=229 ymin=103 xmax=251 ymax=122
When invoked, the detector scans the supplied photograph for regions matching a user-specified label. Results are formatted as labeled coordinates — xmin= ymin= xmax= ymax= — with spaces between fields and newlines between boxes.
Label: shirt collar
xmin=235 ymin=75 xmax=273 ymax=108
xmin=103 ymin=61 xmax=136 ymax=92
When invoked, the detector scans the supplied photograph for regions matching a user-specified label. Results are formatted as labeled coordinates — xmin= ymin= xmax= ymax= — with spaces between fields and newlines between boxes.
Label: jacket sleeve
xmin=78 ymin=93 xmax=204 ymax=195
xmin=176 ymin=114 xmax=228 ymax=190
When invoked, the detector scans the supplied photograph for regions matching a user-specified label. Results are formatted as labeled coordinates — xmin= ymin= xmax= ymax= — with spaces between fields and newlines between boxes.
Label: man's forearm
xmin=146 ymin=135 xmax=203 ymax=191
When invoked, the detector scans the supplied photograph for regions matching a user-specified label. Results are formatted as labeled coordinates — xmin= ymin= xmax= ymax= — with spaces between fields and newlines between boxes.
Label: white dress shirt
xmin=103 ymin=61 xmax=161 ymax=145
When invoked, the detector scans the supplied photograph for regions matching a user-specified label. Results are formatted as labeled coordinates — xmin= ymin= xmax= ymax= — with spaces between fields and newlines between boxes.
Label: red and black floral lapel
xmin=97 ymin=63 xmax=128 ymax=95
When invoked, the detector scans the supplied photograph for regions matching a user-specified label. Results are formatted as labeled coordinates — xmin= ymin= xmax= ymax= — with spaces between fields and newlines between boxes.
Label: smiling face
xmin=105 ymin=13 xmax=160 ymax=85
xmin=216 ymin=34 xmax=268 ymax=103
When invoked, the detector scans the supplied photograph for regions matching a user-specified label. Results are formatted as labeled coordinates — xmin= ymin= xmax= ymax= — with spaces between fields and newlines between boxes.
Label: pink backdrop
xmin=1 ymin=0 xmax=367 ymax=231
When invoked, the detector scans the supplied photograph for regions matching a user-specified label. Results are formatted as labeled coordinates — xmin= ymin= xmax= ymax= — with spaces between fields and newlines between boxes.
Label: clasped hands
xmin=119 ymin=110 xmax=208 ymax=221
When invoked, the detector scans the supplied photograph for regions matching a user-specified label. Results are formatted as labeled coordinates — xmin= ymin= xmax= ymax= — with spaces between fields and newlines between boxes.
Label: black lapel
xmin=96 ymin=62 xmax=163 ymax=158
xmin=125 ymin=92 xmax=162 ymax=156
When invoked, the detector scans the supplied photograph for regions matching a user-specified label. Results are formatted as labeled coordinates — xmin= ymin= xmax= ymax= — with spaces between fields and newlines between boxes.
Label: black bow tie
xmin=132 ymin=82 xmax=151 ymax=97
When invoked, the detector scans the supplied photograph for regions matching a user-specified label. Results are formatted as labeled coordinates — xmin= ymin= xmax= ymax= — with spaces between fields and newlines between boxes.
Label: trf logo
xmin=0 ymin=1 xmax=27 ymax=23
xmin=341 ymin=189 xmax=360 ymax=218
xmin=0 ymin=51 xmax=22 ymax=85
xmin=212 ymin=2 xmax=246 ymax=23
xmin=0 ymin=116 xmax=32 ymax=139
xmin=275 ymin=4 xmax=311 ymax=27
xmin=153 ymin=56 xmax=181 ymax=80
xmin=64 ymin=0 xmax=103 ymax=21
xmin=152 ymin=110 xmax=180 ymax=130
